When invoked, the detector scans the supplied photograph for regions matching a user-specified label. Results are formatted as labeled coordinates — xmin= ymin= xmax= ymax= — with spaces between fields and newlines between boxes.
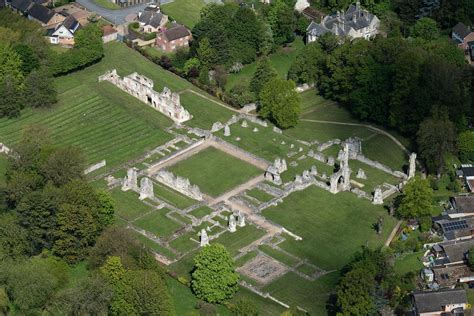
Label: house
xmin=433 ymin=215 xmax=474 ymax=241
xmin=429 ymin=238 xmax=474 ymax=267
xmin=54 ymin=3 xmax=93 ymax=26
xmin=294 ymin=0 xmax=309 ymax=13
xmin=459 ymin=165 xmax=474 ymax=192
xmin=452 ymin=23 xmax=474 ymax=52
xmin=102 ymin=25 xmax=118 ymax=43
xmin=412 ymin=289 xmax=468 ymax=315
xmin=110 ymin=0 xmax=146 ymax=8
xmin=138 ymin=4 xmax=167 ymax=33
xmin=448 ymin=196 xmax=474 ymax=218
xmin=155 ymin=24 xmax=191 ymax=53
xmin=27 ymin=3 xmax=65 ymax=27
xmin=9 ymin=0 xmax=33 ymax=14
xmin=302 ymin=7 xmax=325 ymax=22
xmin=306 ymin=0 xmax=379 ymax=43
xmin=433 ymin=264 xmax=474 ymax=288
xmin=46 ymin=15 xmax=80 ymax=46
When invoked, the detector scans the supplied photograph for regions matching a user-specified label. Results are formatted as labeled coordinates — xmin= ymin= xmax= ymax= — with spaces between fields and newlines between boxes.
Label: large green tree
xmin=259 ymin=78 xmax=300 ymax=129
xmin=397 ymin=177 xmax=433 ymax=219
xmin=458 ymin=131 xmax=474 ymax=162
xmin=24 ymin=69 xmax=57 ymax=108
xmin=411 ymin=17 xmax=439 ymax=40
xmin=250 ymin=56 xmax=277 ymax=97
xmin=191 ymin=243 xmax=239 ymax=303
xmin=288 ymin=41 xmax=325 ymax=84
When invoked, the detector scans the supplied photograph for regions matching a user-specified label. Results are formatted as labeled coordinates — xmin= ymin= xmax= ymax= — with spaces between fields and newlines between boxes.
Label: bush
xmin=419 ymin=216 xmax=432 ymax=232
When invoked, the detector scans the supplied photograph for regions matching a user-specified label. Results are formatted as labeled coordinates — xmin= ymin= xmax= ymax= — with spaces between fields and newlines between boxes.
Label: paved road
xmin=76 ymin=0 xmax=166 ymax=24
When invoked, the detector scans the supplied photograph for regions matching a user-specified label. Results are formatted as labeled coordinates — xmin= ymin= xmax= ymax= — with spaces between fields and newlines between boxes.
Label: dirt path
xmin=384 ymin=220 xmax=402 ymax=247
xmin=300 ymin=118 xmax=409 ymax=154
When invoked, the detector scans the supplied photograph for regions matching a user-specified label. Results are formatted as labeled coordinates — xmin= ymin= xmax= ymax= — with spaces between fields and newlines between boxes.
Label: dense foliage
xmin=396 ymin=177 xmax=433 ymax=219
xmin=191 ymin=243 xmax=239 ymax=303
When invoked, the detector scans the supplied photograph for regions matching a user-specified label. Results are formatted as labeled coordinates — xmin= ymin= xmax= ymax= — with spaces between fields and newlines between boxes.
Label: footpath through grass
xmin=168 ymin=147 xmax=262 ymax=197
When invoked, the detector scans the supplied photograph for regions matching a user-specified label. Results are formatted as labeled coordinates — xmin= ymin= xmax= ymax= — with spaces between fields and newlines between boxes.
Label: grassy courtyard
xmin=92 ymin=0 xmax=120 ymax=9
xmin=161 ymin=0 xmax=205 ymax=28
xmin=262 ymin=186 xmax=398 ymax=271
xmin=133 ymin=208 xmax=183 ymax=239
xmin=168 ymin=147 xmax=262 ymax=197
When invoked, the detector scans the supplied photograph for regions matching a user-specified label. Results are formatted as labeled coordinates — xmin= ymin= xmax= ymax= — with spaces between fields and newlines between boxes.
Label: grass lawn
xmin=161 ymin=0 xmax=205 ymax=28
xmin=180 ymin=91 xmax=234 ymax=130
xmin=153 ymin=182 xmax=197 ymax=209
xmin=110 ymin=189 xmax=155 ymax=221
xmin=263 ymin=271 xmax=339 ymax=315
xmin=168 ymin=147 xmax=262 ymax=197
xmin=281 ymin=157 xmax=334 ymax=183
xmin=363 ymin=133 xmax=407 ymax=171
xmin=92 ymin=0 xmax=120 ymax=9
xmin=133 ymin=208 xmax=183 ymax=238
xmin=262 ymin=186 xmax=397 ymax=271
xmin=393 ymin=251 xmax=425 ymax=275
xmin=245 ymin=188 xmax=274 ymax=203
xmin=235 ymin=250 xmax=258 ymax=267
xmin=189 ymin=206 xmax=214 ymax=218
xmin=259 ymin=245 xmax=299 ymax=267
xmin=169 ymin=230 xmax=199 ymax=253
xmin=211 ymin=224 xmax=266 ymax=256
xmin=133 ymin=232 xmax=177 ymax=259
xmin=299 ymin=89 xmax=356 ymax=122
xmin=349 ymin=160 xmax=402 ymax=194
xmin=0 ymin=43 xmax=190 ymax=169
xmin=285 ymin=120 xmax=374 ymax=143
xmin=226 ymin=37 xmax=304 ymax=92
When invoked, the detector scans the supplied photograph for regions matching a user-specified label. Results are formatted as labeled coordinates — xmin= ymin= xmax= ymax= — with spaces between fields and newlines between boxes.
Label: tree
xmin=0 ymin=213 xmax=29 ymax=260
xmin=97 ymin=190 xmax=115 ymax=228
xmin=288 ymin=42 xmax=325 ymax=84
xmin=336 ymin=267 xmax=376 ymax=315
xmin=0 ymin=45 xmax=24 ymax=86
xmin=53 ymin=203 xmax=98 ymax=263
xmin=250 ymin=57 xmax=277 ymax=97
xmin=0 ymin=74 xmax=24 ymax=118
xmin=50 ymin=275 xmax=113 ymax=316
xmin=458 ymin=131 xmax=474 ymax=162
xmin=417 ymin=111 xmax=456 ymax=175
xmin=233 ymin=299 xmax=259 ymax=315
xmin=197 ymin=37 xmax=218 ymax=68
xmin=412 ymin=17 xmax=439 ymax=40
xmin=191 ymin=243 xmax=239 ymax=303
xmin=259 ymin=78 xmax=301 ymax=129
xmin=397 ymin=177 xmax=433 ymax=219
xmin=41 ymin=146 xmax=85 ymax=186
xmin=12 ymin=43 xmax=39 ymax=74
xmin=24 ymin=69 xmax=57 ymax=108
xmin=100 ymin=256 xmax=126 ymax=284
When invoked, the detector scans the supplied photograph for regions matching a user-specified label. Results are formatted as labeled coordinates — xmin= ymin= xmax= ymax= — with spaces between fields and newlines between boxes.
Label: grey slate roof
xmin=61 ymin=15 xmax=79 ymax=32
xmin=451 ymin=196 xmax=474 ymax=214
xmin=453 ymin=22 xmax=472 ymax=39
xmin=10 ymin=0 xmax=32 ymax=12
xmin=413 ymin=289 xmax=467 ymax=313
xmin=139 ymin=10 xmax=163 ymax=28
xmin=28 ymin=3 xmax=54 ymax=24
xmin=307 ymin=4 xmax=377 ymax=38
xmin=163 ymin=24 xmax=190 ymax=41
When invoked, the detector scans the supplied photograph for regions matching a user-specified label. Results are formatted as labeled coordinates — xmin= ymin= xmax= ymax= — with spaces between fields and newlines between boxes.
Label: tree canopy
xmin=397 ymin=177 xmax=433 ymax=219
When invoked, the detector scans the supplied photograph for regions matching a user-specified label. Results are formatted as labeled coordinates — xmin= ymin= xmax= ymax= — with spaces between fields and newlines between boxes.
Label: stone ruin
xmin=408 ymin=153 xmax=416 ymax=179
xmin=98 ymin=69 xmax=192 ymax=123
xmin=122 ymin=168 xmax=138 ymax=191
xmin=372 ymin=186 xmax=383 ymax=205
xmin=329 ymin=143 xmax=351 ymax=194
xmin=224 ymin=125 xmax=230 ymax=136
xmin=200 ymin=229 xmax=209 ymax=247
xmin=356 ymin=168 xmax=367 ymax=179
xmin=0 ymin=143 xmax=11 ymax=155
xmin=237 ymin=211 xmax=246 ymax=227
xmin=154 ymin=170 xmax=203 ymax=201
xmin=228 ymin=214 xmax=237 ymax=232
xmin=211 ymin=121 xmax=223 ymax=132
xmin=139 ymin=177 xmax=154 ymax=200
xmin=342 ymin=137 xmax=362 ymax=159
xmin=264 ymin=158 xmax=287 ymax=185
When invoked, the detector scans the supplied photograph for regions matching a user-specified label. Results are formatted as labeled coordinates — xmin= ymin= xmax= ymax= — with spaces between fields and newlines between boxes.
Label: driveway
xmin=76 ymin=0 xmax=172 ymax=24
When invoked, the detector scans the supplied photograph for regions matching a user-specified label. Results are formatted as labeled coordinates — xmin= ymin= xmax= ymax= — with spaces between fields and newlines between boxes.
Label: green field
xmin=263 ymin=186 xmax=397 ymax=271
xmin=0 ymin=155 xmax=7 ymax=188
xmin=169 ymin=147 xmax=262 ymax=197
xmin=153 ymin=182 xmax=196 ymax=209
xmin=211 ymin=224 xmax=266 ymax=256
xmin=161 ymin=0 xmax=205 ymax=28
xmin=133 ymin=208 xmax=183 ymax=238
xmin=300 ymin=90 xmax=356 ymax=122
xmin=226 ymin=37 xmax=304 ymax=92
xmin=245 ymin=188 xmax=274 ymax=203
xmin=189 ymin=206 xmax=214 ymax=218
xmin=180 ymin=91 xmax=234 ymax=130
xmin=259 ymin=245 xmax=299 ymax=267
xmin=110 ymin=189 xmax=155 ymax=221
xmin=393 ymin=251 xmax=424 ymax=275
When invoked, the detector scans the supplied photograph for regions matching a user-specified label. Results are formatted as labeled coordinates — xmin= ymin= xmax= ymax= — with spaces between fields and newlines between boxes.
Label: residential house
xmin=27 ymin=3 xmax=65 ymax=27
xmin=155 ymin=23 xmax=191 ymax=53
xmin=306 ymin=0 xmax=379 ymax=43
xmin=429 ymin=238 xmax=474 ymax=267
xmin=302 ymin=7 xmax=325 ymax=22
xmin=452 ymin=23 xmax=474 ymax=52
xmin=46 ymin=15 xmax=80 ymax=46
xmin=54 ymin=3 xmax=93 ymax=26
xmin=102 ymin=25 xmax=118 ymax=43
xmin=433 ymin=215 xmax=474 ymax=241
xmin=411 ymin=289 xmax=468 ymax=315
xmin=294 ymin=0 xmax=309 ymax=13
xmin=9 ymin=0 xmax=33 ymax=14
xmin=459 ymin=165 xmax=474 ymax=192
xmin=448 ymin=196 xmax=474 ymax=218
xmin=138 ymin=4 xmax=167 ymax=33
xmin=110 ymin=0 xmax=146 ymax=8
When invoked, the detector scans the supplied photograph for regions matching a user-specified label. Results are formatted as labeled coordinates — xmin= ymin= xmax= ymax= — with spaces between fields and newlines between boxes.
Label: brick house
xmin=452 ymin=22 xmax=474 ymax=61
xmin=155 ymin=24 xmax=191 ymax=52
xmin=27 ymin=3 xmax=65 ymax=27
xmin=102 ymin=25 xmax=118 ymax=43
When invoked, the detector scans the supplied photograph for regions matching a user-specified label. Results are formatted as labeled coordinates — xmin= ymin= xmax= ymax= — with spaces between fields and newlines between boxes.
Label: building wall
xmin=102 ymin=33 xmax=118 ymax=43
xmin=156 ymin=34 xmax=191 ymax=52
